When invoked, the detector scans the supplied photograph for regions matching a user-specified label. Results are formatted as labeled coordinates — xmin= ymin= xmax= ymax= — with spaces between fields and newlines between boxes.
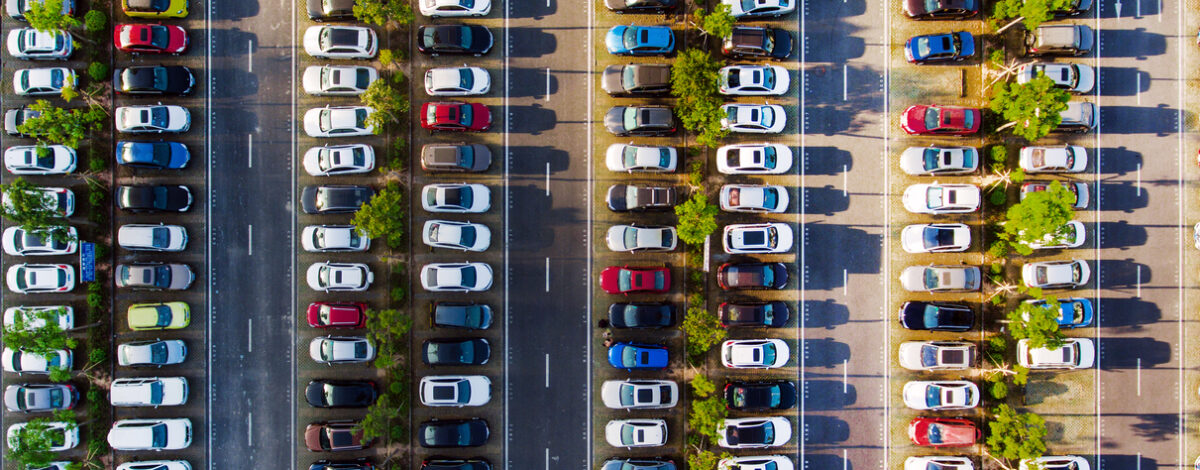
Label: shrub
xmin=988 ymin=240 xmax=1010 ymax=258
xmin=986 ymin=335 xmax=1008 ymax=356
xmin=86 ymin=293 xmax=102 ymax=312
xmin=83 ymin=10 xmax=106 ymax=35
xmin=390 ymin=286 xmax=406 ymax=303
xmin=87 ymin=190 xmax=104 ymax=208
xmin=378 ymin=49 xmax=396 ymax=67
xmin=87 ymin=347 xmax=106 ymax=365
xmin=688 ymin=159 xmax=704 ymax=187
xmin=86 ymin=61 xmax=109 ymax=83
xmin=989 ymin=380 xmax=1009 ymax=400
xmin=988 ymin=189 xmax=1007 ymax=206
xmin=990 ymin=145 xmax=1008 ymax=163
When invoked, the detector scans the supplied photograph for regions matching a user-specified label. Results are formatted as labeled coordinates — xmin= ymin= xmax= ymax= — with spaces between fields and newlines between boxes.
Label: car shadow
xmin=1100 ymin=104 xmax=1178 ymax=135
xmin=1099 ymin=29 xmax=1168 ymax=58
xmin=1098 ymin=297 xmax=1161 ymax=329
xmin=804 ymin=381 xmax=857 ymax=410
xmin=1097 ymin=146 xmax=1142 ymax=175
xmin=1100 ymin=337 xmax=1171 ymax=368
xmin=804 ymin=146 xmax=853 ymax=175
xmin=802 ymin=299 xmax=851 ymax=329
xmin=804 ymin=415 xmax=851 ymax=444
xmin=1098 ymin=220 xmax=1148 ymax=249
xmin=1098 ymin=181 xmax=1149 ymax=211
xmin=1098 ymin=67 xmax=1149 ymax=96
xmin=508 ymin=27 xmax=559 ymax=58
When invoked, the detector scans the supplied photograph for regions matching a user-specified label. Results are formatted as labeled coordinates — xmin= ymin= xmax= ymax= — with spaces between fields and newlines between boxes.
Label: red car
xmin=901 ymin=105 xmax=980 ymax=136
xmin=908 ymin=417 xmax=978 ymax=447
xmin=113 ymin=24 xmax=189 ymax=54
xmin=600 ymin=266 xmax=670 ymax=295
xmin=304 ymin=421 xmax=370 ymax=452
xmin=421 ymin=102 xmax=492 ymax=132
xmin=306 ymin=301 xmax=367 ymax=329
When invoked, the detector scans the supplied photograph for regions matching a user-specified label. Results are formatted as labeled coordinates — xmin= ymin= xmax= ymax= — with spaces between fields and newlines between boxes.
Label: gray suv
xmin=1025 ymin=24 xmax=1093 ymax=56
xmin=602 ymin=64 xmax=671 ymax=96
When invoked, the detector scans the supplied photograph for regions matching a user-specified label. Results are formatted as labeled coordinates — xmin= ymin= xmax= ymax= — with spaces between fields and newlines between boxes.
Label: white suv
xmin=108 ymin=418 xmax=192 ymax=451
xmin=110 ymin=377 xmax=188 ymax=407
xmin=118 ymin=224 xmax=188 ymax=252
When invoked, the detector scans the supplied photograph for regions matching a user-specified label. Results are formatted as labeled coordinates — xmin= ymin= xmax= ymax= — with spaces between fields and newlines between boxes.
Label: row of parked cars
xmin=895 ymin=2 xmax=1095 ymax=468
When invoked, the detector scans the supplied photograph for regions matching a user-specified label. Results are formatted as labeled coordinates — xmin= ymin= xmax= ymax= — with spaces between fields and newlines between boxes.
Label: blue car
xmin=607 ymin=342 xmax=668 ymax=371
xmin=606 ymin=25 xmax=675 ymax=56
xmin=116 ymin=141 xmax=190 ymax=169
xmin=905 ymin=31 xmax=974 ymax=64
xmin=1025 ymin=297 xmax=1093 ymax=328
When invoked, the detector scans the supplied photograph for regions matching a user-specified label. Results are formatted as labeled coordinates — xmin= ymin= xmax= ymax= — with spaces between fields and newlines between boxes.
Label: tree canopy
xmin=681 ymin=305 xmax=726 ymax=357
xmin=674 ymin=192 xmax=719 ymax=246
xmin=670 ymin=48 xmax=728 ymax=148
xmin=986 ymin=404 xmax=1048 ymax=463
xmin=1007 ymin=298 xmax=1065 ymax=350
xmin=361 ymin=75 xmax=409 ymax=132
xmin=694 ymin=4 xmax=736 ymax=38
xmin=350 ymin=183 xmax=405 ymax=249
xmin=0 ymin=177 xmax=75 ymax=243
xmin=6 ymin=418 xmax=70 ymax=469
xmin=16 ymin=100 xmax=105 ymax=149
xmin=991 ymin=0 xmax=1076 ymax=30
xmin=1000 ymin=180 xmax=1076 ymax=255
xmin=2 ymin=307 xmax=77 ymax=354
xmin=988 ymin=75 xmax=1070 ymax=141
xmin=353 ymin=0 xmax=413 ymax=27
xmin=23 ymin=0 xmax=80 ymax=32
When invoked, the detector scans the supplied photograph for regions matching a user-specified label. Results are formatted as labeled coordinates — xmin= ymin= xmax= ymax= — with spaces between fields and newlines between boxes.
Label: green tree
xmin=670 ymin=49 xmax=728 ymax=147
xmin=991 ymin=0 xmax=1075 ymax=31
xmin=353 ymin=0 xmax=413 ymax=27
xmin=23 ymin=0 xmax=80 ymax=32
xmin=1007 ymin=298 xmax=1065 ymax=350
xmin=82 ymin=10 xmax=106 ymax=35
xmin=350 ymin=183 xmax=406 ymax=249
xmin=674 ymin=192 xmax=719 ymax=246
xmin=2 ymin=307 xmax=77 ymax=354
xmin=6 ymin=418 xmax=58 ymax=469
xmin=1000 ymin=180 xmax=1075 ymax=255
xmin=361 ymin=75 xmax=409 ymax=132
xmin=681 ymin=305 xmax=726 ymax=357
xmin=988 ymin=75 xmax=1071 ymax=141
xmin=985 ymin=404 xmax=1048 ymax=465
xmin=693 ymin=4 xmax=736 ymax=38
xmin=687 ymin=450 xmax=731 ymax=470
xmin=359 ymin=387 xmax=405 ymax=442
xmin=690 ymin=373 xmax=717 ymax=398
xmin=16 ymin=100 xmax=105 ymax=149
xmin=0 ymin=177 xmax=74 ymax=243
xmin=690 ymin=395 xmax=728 ymax=443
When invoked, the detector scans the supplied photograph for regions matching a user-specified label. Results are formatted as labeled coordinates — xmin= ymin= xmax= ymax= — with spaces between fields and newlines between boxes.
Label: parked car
xmin=113 ymin=24 xmax=189 ymax=54
xmin=421 ymin=337 xmax=490 ymax=365
xmin=1020 ymin=181 xmax=1089 ymax=209
xmin=607 ymin=342 xmax=668 ymax=371
xmin=604 ymin=106 xmax=676 ymax=136
xmin=3 ymin=305 xmax=73 ymax=331
xmin=1017 ymin=338 xmax=1095 ymax=369
xmin=420 ymin=143 xmax=492 ymax=172
xmin=1016 ymin=62 xmax=1095 ymax=93
xmin=424 ymin=66 xmax=490 ymax=96
xmin=2 ymin=348 xmax=70 ymax=374
xmin=905 ymin=31 xmax=973 ymax=63
xmin=109 ymin=377 xmax=188 ymax=407
xmin=603 ymin=64 xmax=670 ymax=96
xmin=605 ymin=144 xmax=677 ymax=172
xmin=602 ymin=459 xmax=676 ymax=470
xmin=422 ymin=220 xmax=491 ymax=251
xmin=306 ymin=380 xmax=377 ymax=408
xmin=902 ymin=457 xmax=973 ymax=470
xmin=718 ymin=301 xmax=789 ymax=328
xmin=723 ymin=223 xmax=793 ymax=253
xmin=117 ymin=265 xmax=194 ymax=291
xmin=716 ymin=417 xmax=792 ymax=448
xmin=899 ymin=146 xmax=978 ymax=175
xmin=605 ymin=419 xmax=668 ymax=448
xmin=117 ymin=462 xmax=197 ymax=470
xmin=718 ymin=457 xmax=793 ymax=470
xmin=721 ymin=339 xmax=789 ymax=368
xmin=304 ymin=106 xmax=375 ymax=137
xmin=9 ymin=421 xmax=78 ymax=451
xmin=900 ymin=265 xmax=981 ymax=292
xmin=119 ymin=0 xmax=187 ymax=17
xmin=902 ymin=0 xmax=977 ymax=18
xmin=898 ymin=301 xmax=972 ymax=331
xmin=718 ymin=65 xmax=789 ymax=95
xmin=1020 ymin=220 xmax=1086 ymax=250
xmin=307 ymin=262 xmax=374 ymax=292
xmin=716 ymin=143 xmax=792 ymax=174
xmin=419 ymin=375 xmax=491 ymax=407
xmin=1 ymin=186 xmax=73 ymax=218
xmin=420 ymin=102 xmax=491 ymax=132
xmin=306 ymin=0 xmax=354 ymax=20
xmin=115 ymin=105 xmax=190 ymax=133
xmin=306 ymin=302 xmax=367 ymax=329
xmin=6 ymin=28 xmax=72 ymax=59
xmin=417 ymin=419 xmax=489 ymax=448
xmin=902 ymin=381 xmax=979 ymax=410
xmin=1022 ymin=259 xmax=1090 ymax=289
xmin=897 ymin=341 xmax=975 ymax=371
xmin=309 ymin=336 xmax=375 ymax=365
xmin=420 ymin=262 xmax=493 ymax=292
xmin=1019 ymin=456 xmax=1091 ymax=470
xmin=432 ymin=302 xmax=493 ymax=330
xmin=1022 ymin=297 xmax=1093 ymax=328
xmin=304 ymin=421 xmax=370 ymax=451
xmin=127 ymin=302 xmax=190 ymax=330
xmin=117 ymin=339 xmax=186 ymax=367
xmin=7 ymin=0 xmax=75 ymax=20
xmin=303 ymin=65 xmax=378 ymax=96
xmin=717 ymin=262 xmax=788 ymax=290
xmin=1019 ymin=145 xmax=1087 ymax=173
xmin=416 ymin=24 xmax=494 ymax=56
xmin=605 ymin=25 xmax=674 ymax=55
xmin=606 ymin=184 xmax=675 ymax=211
xmin=116 ymin=141 xmax=190 ymax=169
xmin=608 ymin=303 xmax=674 ymax=328
xmin=721 ymin=104 xmax=787 ymax=134
xmin=600 ymin=380 xmax=678 ymax=409
xmin=422 ymin=459 xmax=489 ymax=470
xmin=723 ymin=380 xmax=796 ymax=410
xmin=900 ymin=223 xmax=970 ymax=253
xmin=421 ymin=183 xmax=491 ymax=213
xmin=719 ymin=185 xmax=788 ymax=213
xmin=1025 ymin=24 xmax=1093 ymax=56
xmin=116 ymin=185 xmax=192 ymax=212
xmin=303 ymin=144 xmax=376 ymax=175
xmin=117 ymin=224 xmax=188 ymax=252
xmin=3 ymin=144 xmax=76 ymax=175
xmin=303 ymin=25 xmax=377 ymax=59
xmin=114 ymin=65 xmax=194 ymax=95
xmin=908 ymin=418 xmax=978 ymax=447
xmin=902 ymin=184 xmax=980 ymax=214
xmin=419 ymin=0 xmax=491 ymax=17
xmin=6 ymin=264 xmax=74 ymax=293
xmin=604 ymin=0 xmax=675 ymax=12
xmin=722 ymin=26 xmax=792 ymax=60
xmin=13 ymin=67 xmax=76 ymax=95
xmin=900 ymin=105 xmax=981 ymax=135
xmin=2 ymin=226 xmax=78 ymax=256
xmin=301 ymin=185 xmax=374 ymax=214
xmin=606 ymin=225 xmax=676 ymax=252
xmin=3 ymin=383 xmax=77 ymax=412
xmin=599 ymin=266 xmax=669 ymax=295
xmin=301 ymin=225 xmax=370 ymax=252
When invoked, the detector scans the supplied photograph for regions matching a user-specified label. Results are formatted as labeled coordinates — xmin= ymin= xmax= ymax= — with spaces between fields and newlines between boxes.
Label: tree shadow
xmin=1097 ymin=297 xmax=1161 ymax=329
xmin=804 ymin=381 xmax=857 ymax=410
xmin=1023 ymin=378 xmax=1070 ymax=405
xmin=1131 ymin=414 xmax=1180 ymax=442
xmin=802 ymin=299 xmax=850 ymax=329
xmin=805 ymin=146 xmax=853 ymax=175
xmin=1099 ymin=220 xmax=1148 ymax=249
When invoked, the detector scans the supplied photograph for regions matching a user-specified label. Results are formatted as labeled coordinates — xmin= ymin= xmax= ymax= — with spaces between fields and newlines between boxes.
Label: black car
xmin=432 ymin=302 xmax=493 ymax=330
xmin=716 ymin=262 xmax=788 ymax=290
xmin=602 ymin=64 xmax=671 ymax=96
xmin=422 ymin=338 xmax=490 ymax=365
xmin=307 ymin=0 xmax=355 ymax=20
xmin=417 ymin=25 xmax=494 ymax=56
xmin=309 ymin=459 xmax=375 ymax=470
xmin=608 ymin=303 xmax=674 ymax=328
xmin=305 ymin=380 xmax=378 ymax=408
xmin=3 ymin=107 xmax=41 ymax=137
xmin=718 ymin=301 xmax=789 ymax=327
xmin=421 ymin=458 xmax=491 ymax=470
xmin=604 ymin=0 xmax=674 ymax=12
xmin=600 ymin=459 xmax=676 ymax=470
xmin=301 ymin=185 xmax=374 ymax=214
xmin=418 ymin=419 xmax=489 ymax=448
xmin=606 ymin=184 xmax=676 ymax=212
xmin=903 ymin=0 xmax=977 ymax=18
xmin=604 ymin=106 xmax=676 ymax=136
xmin=722 ymin=26 xmax=792 ymax=60
xmin=116 ymin=185 xmax=192 ymax=212
xmin=898 ymin=301 xmax=973 ymax=331
xmin=723 ymin=380 xmax=797 ymax=411
xmin=114 ymin=65 xmax=195 ymax=95
xmin=420 ymin=143 xmax=492 ymax=172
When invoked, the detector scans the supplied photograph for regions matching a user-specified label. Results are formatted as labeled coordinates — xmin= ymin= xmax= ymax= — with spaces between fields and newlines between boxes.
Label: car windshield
xmin=457 ymin=68 xmax=475 ymax=90
xmin=149 ymin=342 xmax=168 ymax=363
xmin=927 ymin=423 xmax=944 ymax=444
xmin=761 ymin=344 xmax=776 ymax=365
xmin=618 ymin=384 xmax=637 ymax=405
xmin=924 ymin=107 xmax=941 ymax=131
xmin=320 ymin=339 xmax=334 ymax=360
xmin=618 ymin=269 xmax=633 ymax=291
xmin=926 ymin=186 xmax=944 ymax=208
xmin=622 ymin=147 xmax=639 ymax=168
xmin=150 ymin=143 xmax=172 ymax=167
xmin=925 ymin=227 xmax=953 ymax=248
xmin=457 ymin=104 xmax=473 ymax=126
xmin=354 ymin=341 xmax=367 ymax=358
xmin=152 ymin=305 xmax=172 ymax=326
xmin=355 ymin=109 xmax=369 ymax=128
xmin=623 ymin=228 xmax=638 ymax=248
xmin=456 ymin=226 xmax=477 ymax=247
xmin=150 ymin=423 xmax=168 ymax=448
xmin=622 ymin=66 xmax=638 ymax=88
xmin=920 ymin=345 xmax=938 ymax=366
xmin=457 ymin=145 xmax=475 ymax=167
xmin=762 ymin=303 xmax=776 ymax=324
xmin=761 ymin=68 xmax=776 ymax=89
xmin=449 ymin=187 xmax=472 ymax=208
xmin=149 ymin=381 xmax=163 ymax=404
xmin=922 ymin=305 xmax=943 ymax=328
xmin=460 ymin=266 xmax=477 ymax=287
xmin=147 ymin=26 xmax=169 ymax=48
xmin=1072 ymin=263 xmax=1083 ymax=282
xmin=145 ymin=107 xmax=168 ymax=127
xmin=620 ymin=424 xmax=636 ymax=444
xmin=654 ymin=271 xmax=666 ymax=289
xmin=620 ymin=346 xmax=638 ymax=366
xmin=318 ymin=305 xmax=335 ymax=324
xmin=623 ymin=108 xmax=639 ymax=130
xmin=922 ymin=148 xmax=942 ymax=170
xmin=658 ymin=149 xmax=671 ymax=168
xmin=456 ymin=26 xmax=473 ymax=48
xmin=760 ymin=188 xmax=779 ymax=210
xmin=760 ymin=265 xmax=775 ymax=285
xmin=152 ymin=67 xmax=168 ymax=91
xmin=150 ymin=227 xmax=171 ymax=248
xmin=622 ymin=27 xmax=639 ymax=50
xmin=925 ymin=384 xmax=943 ymax=407
xmin=922 ymin=0 xmax=941 ymax=11
xmin=915 ymin=36 xmax=932 ymax=58
xmin=740 ymin=0 xmax=756 ymax=10
xmin=1035 ymin=267 xmax=1048 ymax=284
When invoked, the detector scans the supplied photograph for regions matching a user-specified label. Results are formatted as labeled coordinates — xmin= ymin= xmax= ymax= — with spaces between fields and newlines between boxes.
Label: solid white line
xmin=842 ymin=359 xmax=848 ymax=392
xmin=1136 ymin=358 xmax=1142 ymax=396
xmin=545 ymin=448 xmax=550 ymax=469
xmin=1135 ymin=74 xmax=1141 ymax=104
xmin=1137 ymin=162 xmax=1141 ymax=195
xmin=797 ymin=2 xmax=807 ymax=469
xmin=1136 ymin=265 xmax=1142 ymax=298
xmin=502 ymin=1 xmax=511 ymax=465
xmin=288 ymin=0 xmax=298 ymax=467
xmin=544 ymin=257 xmax=550 ymax=292
xmin=246 ymin=413 xmax=253 ymax=446
xmin=545 ymin=67 xmax=551 ymax=101
xmin=247 ymin=224 xmax=253 ymax=255
xmin=247 ymin=318 xmax=253 ymax=352
xmin=248 ymin=134 xmax=253 ymax=168
xmin=584 ymin=0 xmax=595 ymax=463
xmin=842 ymin=165 xmax=847 ymax=196
xmin=1137 ymin=452 xmax=1142 ymax=470
xmin=247 ymin=39 xmax=253 ymax=72
xmin=545 ymin=162 xmax=550 ymax=195
xmin=1090 ymin=3 xmax=1101 ymax=463
xmin=842 ymin=64 xmax=847 ymax=101
xmin=544 ymin=354 xmax=550 ymax=387
xmin=1136 ymin=0 xmax=1140 ymax=18
xmin=204 ymin=0 xmax=214 ymax=466
xmin=842 ymin=450 xmax=847 ymax=470
xmin=842 ymin=269 xmax=847 ymax=296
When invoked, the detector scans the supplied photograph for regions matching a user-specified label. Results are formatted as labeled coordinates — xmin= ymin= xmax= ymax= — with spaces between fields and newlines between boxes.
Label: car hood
xmin=601 ymin=65 xmax=625 ymax=94
xmin=604 ymin=107 xmax=627 ymax=133
xmin=605 ymin=26 xmax=627 ymax=52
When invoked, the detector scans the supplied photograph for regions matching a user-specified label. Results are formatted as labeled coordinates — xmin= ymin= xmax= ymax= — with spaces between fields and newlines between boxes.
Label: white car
xmin=600 ymin=379 xmax=679 ymax=409
xmin=419 ymin=375 xmax=491 ymax=406
xmin=303 ymin=25 xmax=377 ymax=59
xmin=718 ymin=65 xmax=789 ymax=95
xmin=900 ymin=223 xmax=970 ymax=253
xmin=8 ymin=421 xmax=78 ymax=451
xmin=1019 ymin=145 xmax=1087 ymax=173
xmin=306 ymin=262 xmax=374 ymax=292
xmin=1020 ymin=181 xmax=1089 ymax=210
xmin=723 ymin=223 xmax=793 ymax=254
xmin=107 ymin=418 xmax=192 ymax=450
xmin=721 ymin=339 xmax=789 ymax=369
xmin=4 ymin=305 xmax=73 ymax=331
xmin=716 ymin=143 xmax=792 ymax=174
xmin=421 ymin=220 xmax=491 ymax=251
xmin=420 ymin=0 xmax=490 ymax=16
xmin=1 ymin=347 xmax=71 ymax=374
xmin=118 ymin=224 xmax=188 ymax=252
xmin=420 ymin=262 xmax=494 ymax=292
xmin=717 ymin=417 xmax=792 ymax=448
xmin=901 ymin=381 xmax=979 ymax=410
xmin=115 ymin=105 xmax=190 ymax=133
xmin=300 ymin=225 xmax=370 ymax=252
xmin=1021 ymin=220 xmax=1086 ymax=250
xmin=1019 ymin=456 xmax=1091 ymax=470
xmin=421 ymin=183 xmax=491 ymax=213
xmin=718 ymin=456 xmax=795 ymax=470
xmin=4 ymin=144 xmax=76 ymax=174
xmin=720 ymin=184 xmax=788 ymax=213
xmin=302 ymin=65 xmax=378 ymax=96
xmin=904 ymin=457 xmax=974 ymax=470
xmin=1017 ymin=338 xmax=1095 ymax=369
xmin=606 ymin=225 xmax=676 ymax=252
xmin=1022 ymin=259 xmax=1090 ymax=289
xmin=116 ymin=461 xmax=192 ymax=470
xmin=309 ymin=336 xmax=375 ymax=364
xmin=899 ymin=146 xmax=978 ymax=175
xmin=7 ymin=29 xmax=72 ymax=60
xmin=2 ymin=186 xmax=74 ymax=217
xmin=902 ymin=183 xmax=980 ymax=214
xmin=303 ymin=106 xmax=375 ymax=137
xmin=722 ymin=0 xmax=794 ymax=16
xmin=425 ymin=66 xmax=491 ymax=96
xmin=3 ymin=226 xmax=78 ymax=256
xmin=899 ymin=265 xmax=981 ymax=292
xmin=303 ymin=144 xmax=376 ymax=176
xmin=110 ymin=377 xmax=188 ymax=407
xmin=7 ymin=263 xmax=74 ymax=293
xmin=13 ymin=67 xmax=75 ymax=95
xmin=605 ymin=144 xmax=678 ymax=172
xmin=7 ymin=0 xmax=74 ymax=19
xmin=897 ymin=341 xmax=975 ymax=371
xmin=27 ymin=462 xmax=71 ymax=470
xmin=117 ymin=340 xmax=186 ymax=367
xmin=605 ymin=419 xmax=667 ymax=448
xmin=1016 ymin=62 xmax=1095 ymax=94
xmin=721 ymin=104 xmax=787 ymax=133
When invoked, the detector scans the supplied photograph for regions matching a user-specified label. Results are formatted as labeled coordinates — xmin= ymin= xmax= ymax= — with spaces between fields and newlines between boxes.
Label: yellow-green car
xmin=121 ymin=0 xmax=187 ymax=18
xmin=127 ymin=302 xmax=190 ymax=330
